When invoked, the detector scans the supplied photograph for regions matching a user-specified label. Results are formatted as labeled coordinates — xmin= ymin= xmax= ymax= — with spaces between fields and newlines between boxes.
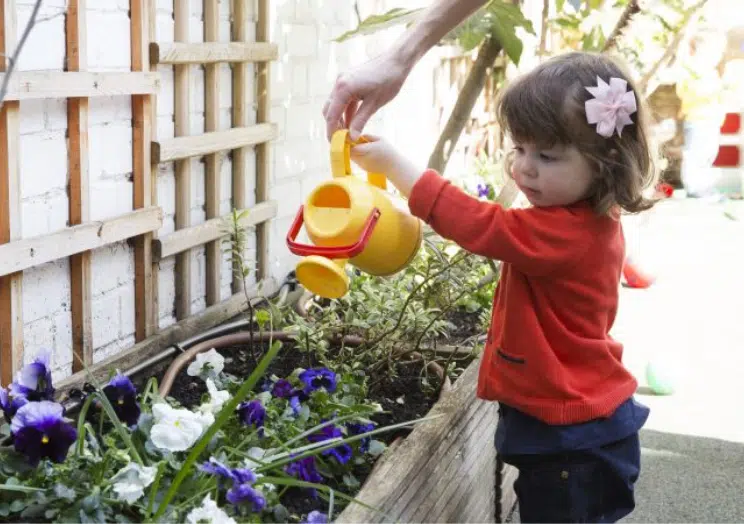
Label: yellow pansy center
xmin=41 ymin=435 xmax=49 ymax=444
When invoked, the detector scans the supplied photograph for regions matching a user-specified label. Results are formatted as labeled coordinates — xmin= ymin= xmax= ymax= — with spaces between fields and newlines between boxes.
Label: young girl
xmin=350 ymin=51 xmax=656 ymax=523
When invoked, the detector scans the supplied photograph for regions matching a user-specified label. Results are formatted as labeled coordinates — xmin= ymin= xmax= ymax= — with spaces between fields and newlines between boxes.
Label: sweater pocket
xmin=496 ymin=347 xmax=525 ymax=365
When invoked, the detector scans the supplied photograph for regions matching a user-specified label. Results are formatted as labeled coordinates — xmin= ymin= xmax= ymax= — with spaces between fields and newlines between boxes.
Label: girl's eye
xmin=513 ymin=146 xmax=524 ymax=155
xmin=539 ymin=153 xmax=555 ymax=162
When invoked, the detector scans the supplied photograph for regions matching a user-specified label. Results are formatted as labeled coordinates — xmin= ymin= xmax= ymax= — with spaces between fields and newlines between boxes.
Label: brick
xmin=16 ymin=4 xmax=65 ymax=71
xmin=157 ymin=258 xmax=176 ymax=321
xmin=118 ymin=280 xmax=136 ymax=338
xmin=270 ymin=178 xmax=303 ymax=219
xmin=23 ymin=317 xmax=56 ymax=362
xmin=157 ymin=170 xmax=177 ymax=217
xmin=87 ymin=11 xmax=131 ymax=71
xmin=89 ymin=122 xmax=134 ymax=179
xmin=19 ymin=100 xmax=45 ymax=135
xmin=156 ymin=9 xmax=175 ymax=42
xmin=52 ymin=311 xmax=73 ymax=366
xmin=285 ymin=102 xmax=323 ymax=141
xmin=270 ymin=60 xmax=291 ymax=103
xmin=45 ymin=99 xmax=68 ymax=131
xmin=90 ymin=177 xmax=133 ymax=221
xmin=20 ymin=131 xmax=67 ymax=199
xmin=291 ymin=63 xmax=309 ymax=100
xmin=22 ymin=259 xmax=71 ymax=322
xmin=21 ymin=191 xmax=69 ymax=239
xmin=286 ymin=24 xmax=318 ymax=58
xmin=91 ymin=241 xmax=135 ymax=297
xmin=94 ymin=335 xmax=135 ymax=365
xmin=89 ymin=96 xmax=132 ymax=127
xmin=157 ymin=66 xmax=175 ymax=118
xmin=91 ymin=290 xmax=122 ymax=349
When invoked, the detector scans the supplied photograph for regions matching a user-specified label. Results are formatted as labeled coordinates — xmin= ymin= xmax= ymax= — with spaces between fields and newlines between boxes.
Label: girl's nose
xmin=516 ymin=155 xmax=537 ymax=178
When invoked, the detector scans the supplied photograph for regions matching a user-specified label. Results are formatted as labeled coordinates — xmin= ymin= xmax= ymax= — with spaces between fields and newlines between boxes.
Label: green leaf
xmin=487 ymin=1 xmax=535 ymax=65
xmin=0 ymin=484 xmax=45 ymax=493
xmin=333 ymin=8 xmax=423 ymax=42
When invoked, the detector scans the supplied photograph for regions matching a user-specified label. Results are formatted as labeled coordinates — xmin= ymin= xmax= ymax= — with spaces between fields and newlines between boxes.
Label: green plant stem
xmin=75 ymin=395 xmax=96 ymax=456
xmin=146 ymin=462 xmax=166 ymax=517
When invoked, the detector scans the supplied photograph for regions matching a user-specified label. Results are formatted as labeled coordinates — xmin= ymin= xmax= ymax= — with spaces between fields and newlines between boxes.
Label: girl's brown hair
xmin=496 ymin=51 xmax=659 ymax=216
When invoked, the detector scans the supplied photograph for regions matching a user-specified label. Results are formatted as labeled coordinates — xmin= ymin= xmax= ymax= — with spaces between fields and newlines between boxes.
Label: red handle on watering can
xmin=286 ymin=205 xmax=382 ymax=259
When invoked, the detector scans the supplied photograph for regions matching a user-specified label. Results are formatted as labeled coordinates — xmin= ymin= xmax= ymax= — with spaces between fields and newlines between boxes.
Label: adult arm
xmin=324 ymin=0 xmax=488 ymax=140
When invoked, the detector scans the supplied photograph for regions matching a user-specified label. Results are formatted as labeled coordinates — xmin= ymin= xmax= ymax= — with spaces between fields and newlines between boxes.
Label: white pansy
xmin=186 ymin=494 xmax=236 ymax=524
xmin=150 ymin=403 xmax=214 ymax=452
xmin=110 ymin=462 xmax=157 ymax=504
xmin=198 ymin=378 xmax=231 ymax=415
xmin=187 ymin=348 xmax=225 ymax=378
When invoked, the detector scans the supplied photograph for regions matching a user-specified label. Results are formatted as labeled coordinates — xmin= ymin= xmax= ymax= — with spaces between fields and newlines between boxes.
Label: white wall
xmin=10 ymin=0 xmax=443 ymax=382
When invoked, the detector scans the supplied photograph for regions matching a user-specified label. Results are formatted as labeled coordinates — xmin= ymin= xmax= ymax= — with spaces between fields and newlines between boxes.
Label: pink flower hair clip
xmin=584 ymin=76 xmax=637 ymax=138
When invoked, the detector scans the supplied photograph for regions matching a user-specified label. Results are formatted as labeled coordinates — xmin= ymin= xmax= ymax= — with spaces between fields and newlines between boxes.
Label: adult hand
xmin=322 ymin=51 xmax=410 ymax=142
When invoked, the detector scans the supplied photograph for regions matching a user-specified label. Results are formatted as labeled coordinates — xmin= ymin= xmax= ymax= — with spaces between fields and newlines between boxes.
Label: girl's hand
xmin=351 ymin=136 xmax=422 ymax=197
xmin=350 ymin=136 xmax=401 ymax=175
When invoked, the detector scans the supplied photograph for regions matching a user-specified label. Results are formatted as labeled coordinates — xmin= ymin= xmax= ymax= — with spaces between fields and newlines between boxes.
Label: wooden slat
xmin=174 ymin=0 xmax=191 ymax=320
xmin=231 ymin=0 xmax=247 ymax=293
xmin=204 ymin=0 xmax=221 ymax=306
xmin=149 ymin=41 xmax=277 ymax=65
xmin=0 ymin=0 xmax=22 ymax=386
xmin=153 ymin=201 xmax=277 ymax=261
xmin=67 ymin=0 xmax=93 ymax=372
xmin=147 ymin=0 xmax=159 ymax=332
xmin=0 ymin=208 xmax=163 ymax=278
xmin=255 ymin=0 xmax=271 ymax=281
xmin=0 ymin=71 xmax=160 ymax=100
xmin=131 ymin=0 xmax=156 ymax=341
xmin=152 ymin=123 xmax=277 ymax=164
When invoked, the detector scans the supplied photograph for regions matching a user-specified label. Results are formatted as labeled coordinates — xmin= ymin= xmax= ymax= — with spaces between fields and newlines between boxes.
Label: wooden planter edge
xmin=336 ymin=356 xmax=518 ymax=523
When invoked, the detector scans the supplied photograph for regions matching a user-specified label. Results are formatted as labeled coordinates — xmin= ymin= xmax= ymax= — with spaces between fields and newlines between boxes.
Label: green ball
xmin=645 ymin=361 xmax=675 ymax=395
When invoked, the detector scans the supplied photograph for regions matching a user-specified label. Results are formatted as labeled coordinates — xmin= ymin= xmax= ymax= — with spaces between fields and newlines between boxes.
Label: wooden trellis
xmin=0 ymin=0 xmax=277 ymax=387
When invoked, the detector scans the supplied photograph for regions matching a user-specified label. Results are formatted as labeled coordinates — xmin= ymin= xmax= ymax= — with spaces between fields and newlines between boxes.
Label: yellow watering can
xmin=286 ymin=129 xmax=423 ymax=299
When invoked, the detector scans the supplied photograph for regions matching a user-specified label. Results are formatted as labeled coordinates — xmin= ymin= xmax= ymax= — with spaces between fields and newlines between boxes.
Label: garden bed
xmin=160 ymin=339 xmax=453 ymax=519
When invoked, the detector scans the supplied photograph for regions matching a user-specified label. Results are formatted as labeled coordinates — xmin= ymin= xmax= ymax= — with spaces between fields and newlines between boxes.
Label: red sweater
xmin=408 ymin=169 xmax=638 ymax=425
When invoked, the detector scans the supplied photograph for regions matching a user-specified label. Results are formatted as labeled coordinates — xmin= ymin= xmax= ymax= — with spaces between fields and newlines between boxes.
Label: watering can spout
xmin=296 ymin=256 xmax=349 ymax=299
xmin=286 ymin=130 xmax=422 ymax=299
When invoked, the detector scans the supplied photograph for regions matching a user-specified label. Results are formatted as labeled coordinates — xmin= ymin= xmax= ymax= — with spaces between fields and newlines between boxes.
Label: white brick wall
xmin=11 ymin=0 xmax=442 ymax=381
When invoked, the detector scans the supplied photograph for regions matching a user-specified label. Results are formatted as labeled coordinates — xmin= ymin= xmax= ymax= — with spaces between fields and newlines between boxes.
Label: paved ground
xmin=509 ymin=195 xmax=744 ymax=523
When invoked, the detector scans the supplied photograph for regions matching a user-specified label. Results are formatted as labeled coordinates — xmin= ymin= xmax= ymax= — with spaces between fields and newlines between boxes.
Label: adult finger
xmin=348 ymin=99 xmax=379 ymax=141
xmin=324 ymin=82 xmax=354 ymax=140
xmin=344 ymin=100 xmax=359 ymax=131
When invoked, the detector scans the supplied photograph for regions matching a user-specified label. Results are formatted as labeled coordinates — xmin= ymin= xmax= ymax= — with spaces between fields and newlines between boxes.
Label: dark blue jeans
xmin=501 ymin=432 xmax=641 ymax=523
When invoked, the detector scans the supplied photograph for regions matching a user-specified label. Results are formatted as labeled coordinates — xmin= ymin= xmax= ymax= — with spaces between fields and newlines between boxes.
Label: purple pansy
xmin=226 ymin=483 xmax=266 ymax=511
xmin=237 ymin=400 xmax=266 ymax=429
xmin=10 ymin=400 xmax=77 ymax=467
xmin=0 ymin=388 xmax=28 ymax=424
xmin=307 ymin=423 xmax=353 ymax=465
xmin=288 ymin=389 xmax=309 ymax=415
xmin=302 ymin=510 xmax=328 ymax=524
xmin=347 ymin=421 xmax=376 ymax=453
xmin=285 ymin=455 xmax=324 ymax=497
xmin=11 ymin=350 xmax=54 ymax=402
xmin=199 ymin=457 xmax=235 ymax=484
xmin=299 ymin=368 xmax=337 ymax=394
xmin=200 ymin=457 xmax=264 ymax=512
xmin=271 ymin=379 xmax=293 ymax=399
xmin=477 ymin=182 xmax=492 ymax=199
xmin=102 ymin=373 xmax=140 ymax=427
